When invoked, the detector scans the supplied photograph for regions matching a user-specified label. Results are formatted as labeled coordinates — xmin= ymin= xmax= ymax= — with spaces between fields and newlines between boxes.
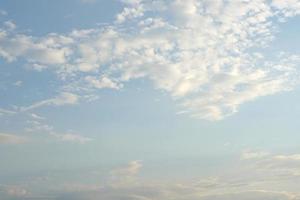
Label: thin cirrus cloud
xmin=0 ymin=0 xmax=300 ymax=120
xmin=25 ymin=114 xmax=93 ymax=144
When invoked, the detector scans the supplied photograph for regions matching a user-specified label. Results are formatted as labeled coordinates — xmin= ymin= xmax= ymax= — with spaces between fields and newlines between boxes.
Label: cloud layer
xmin=2 ymin=152 xmax=300 ymax=200
xmin=0 ymin=0 xmax=300 ymax=121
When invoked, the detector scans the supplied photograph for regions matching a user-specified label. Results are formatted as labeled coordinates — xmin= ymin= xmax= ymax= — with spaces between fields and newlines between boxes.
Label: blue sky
xmin=1 ymin=0 xmax=300 ymax=199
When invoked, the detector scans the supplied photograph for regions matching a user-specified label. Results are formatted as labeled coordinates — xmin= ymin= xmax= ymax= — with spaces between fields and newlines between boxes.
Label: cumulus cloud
xmin=0 ymin=133 xmax=26 ymax=144
xmin=272 ymin=0 xmax=300 ymax=18
xmin=0 ymin=0 xmax=300 ymax=120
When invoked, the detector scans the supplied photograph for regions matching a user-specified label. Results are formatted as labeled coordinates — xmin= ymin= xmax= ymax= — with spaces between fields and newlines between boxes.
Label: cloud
xmin=25 ymin=117 xmax=92 ymax=144
xmin=199 ymin=190 xmax=298 ymax=200
xmin=4 ymin=186 xmax=29 ymax=197
xmin=30 ymin=113 xmax=46 ymax=120
xmin=49 ymin=132 xmax=93 ymax=144
xmin=0 ymin=108 xmax=16 ymax=115
xmin=272 ymin=0 xmax=300 ymax=18
xmin=85 ymin=76 xmax=122 ymax=89
xmin=80 ymin=0 xmax=97 ymax=3
xmin=5 ymin=153 xmax=300 ymax=200
xmin=0 ymin=0 xmax=300 ymax=120
xmin=110 ymin=161 xmax=143 ymax=186
xmin=240 ymin=150 xmax=300 ymax=181
xmin=21 ymin=92 xmax=79 ymax=111
xmin=116 ymin=0 xmax=144 ymax=23
xmin=0 ymin=10 xmax=7 ymax=16
xmin=3 ymin=20 xmax=16 ymax=30
xmin=0 ymin=133 xmax=26 ymax=144
xmin=13 ymin=80 xmax=22 ymax=87
xmin=113 ymin=160 xmax=143 ymax=176
xmin=241 ymin=150 xmax=271 ymax=160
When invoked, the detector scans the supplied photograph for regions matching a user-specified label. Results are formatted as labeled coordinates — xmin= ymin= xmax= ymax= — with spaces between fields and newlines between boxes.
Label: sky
xmin=0 ymin=0 xmax=300 ymax=199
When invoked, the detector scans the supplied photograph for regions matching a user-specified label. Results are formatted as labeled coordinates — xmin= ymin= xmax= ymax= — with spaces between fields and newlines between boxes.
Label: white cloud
xmin=272 ymin=0 xmax=300 ymax=18
xmin=25 ymin=118 xmax=92 ymax=144
xmin=110 ymin=161 xmax=143 ymax=186
xmin=274 ymin=154 xmax=300 ymax=161
xmin=6 ymin=153 xmax=300 ymax=200
xmin=13 ymin=80 xmax=22 ymax=87
xmin=30 ymin=113 xmax=46 ymax=120
xmin=0 ymin=108 xmax=16 ymax=115
xmin=21 ymin=92 xmax=79 ymax=111
xmin=241 ymin=150 xmax=271 ymax=160
xmin=80 ymin=0 xmax=97 ymax=3
xmin=0 ymin=133 xmax=26 ymax=144
xmin=116 ymin=2 xmax=144 ymax=23
xmin=0 ymin=0 xmax=300 ymax=120
xmin=50 ymin=132 xmax=93 ymax=144
xmin=85 ymin=76 xmax=122 ymax=89
xmin=3 ymin=20 xmax=16 ymax=30
xmin=0 ymin=33 xmax=72 ymax=64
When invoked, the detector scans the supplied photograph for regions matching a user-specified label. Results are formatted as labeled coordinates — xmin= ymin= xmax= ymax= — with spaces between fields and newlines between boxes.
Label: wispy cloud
xmin=0 ymin=108 xmax=16 ymax=115
xmin=20 ymin=92 xmax=79 ymax=111
xmin=25 ymin=115 xmax=92 ymax=144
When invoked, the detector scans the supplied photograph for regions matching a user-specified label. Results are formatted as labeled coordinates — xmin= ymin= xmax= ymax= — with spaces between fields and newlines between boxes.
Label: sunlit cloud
xmin=0 ymin=0 xmax=299 ymax=120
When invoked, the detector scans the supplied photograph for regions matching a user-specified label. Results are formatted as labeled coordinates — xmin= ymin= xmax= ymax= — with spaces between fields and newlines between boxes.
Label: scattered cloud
xmin=13 ymin=80 xmax=22 ymax=87
xmin=4 ymin=186 xmax=29 ymax=197
xmin=0 ymin=0 xmax=300 ymax=121
xmin=0 ymin=10 xmax=7 ymax=16
xmin=50 ymin=132 xmax=93 ymax=144
xmin=80 ymin=0 xmax=97 ymax=4
xmin=0 ymin=133 xmax=26 ymax=144
xmin=25 ymin=116 xmax=92 ymax=144
xmin=3 ymin=20 xmax=16 ymax=30
xmin=110 ymin=160 xmax=143 ymax=186
xmin=0 ymin=108 xmax=16 ymax=115
xmin=85 ymin=75 xmax=123 ymax=89
xmin=30 ymin=113 xmax=46 ymax=120
xmin=2 ymin=152 xmax=300 ymax=200
xmin=21 ymin=92 xmax=79 ymax=111
xmin=241 ymin=150 xmax=271 ymax=160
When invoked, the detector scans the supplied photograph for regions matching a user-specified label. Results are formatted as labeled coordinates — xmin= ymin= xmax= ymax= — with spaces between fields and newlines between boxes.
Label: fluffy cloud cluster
xmin=1 ymin=0 xmax=300 ymax=120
